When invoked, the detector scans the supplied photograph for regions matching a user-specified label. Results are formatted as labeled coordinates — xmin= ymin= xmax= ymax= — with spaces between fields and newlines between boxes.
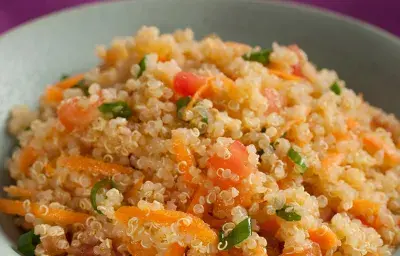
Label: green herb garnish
xmin=218 ymin=217 xmax=252 ymax=250
xmin=73 ymin=79 xmax=89 ymax=96
xmin=60 ymin=74 xmax=69 ymax=81
xmin=176 ymin=96 xmax=191 ymax=119
xmin=242 ymin=49 xmax=272 ymax=65
xmin=287 ymin=147 xmax=307 ymax=173
xmin=276 ymin=205 xmax=301 ymax=221
xmin=90 ymin=179 xmax=116 ymax=214
xmin=17 ymin=230 xmax=40 ymax=256
xmin=330 ymin=81 xmax=341 ymax=95
xmin=98 ymin=101 xmax=132 ymax=119
xmin=137 ymin=56 xmax=147 ymax=78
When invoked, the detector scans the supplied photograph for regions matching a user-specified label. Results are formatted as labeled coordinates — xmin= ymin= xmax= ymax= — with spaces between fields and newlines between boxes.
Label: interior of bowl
xmin=0 ymin=0 xmax=400 ymax=254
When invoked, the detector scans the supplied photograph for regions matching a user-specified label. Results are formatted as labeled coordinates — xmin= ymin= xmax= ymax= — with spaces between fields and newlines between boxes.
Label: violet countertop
xmin=1 ymin=0 xmax=400 ymax=37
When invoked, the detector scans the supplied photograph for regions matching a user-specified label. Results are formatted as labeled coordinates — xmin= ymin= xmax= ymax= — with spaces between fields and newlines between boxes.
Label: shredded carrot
xmin=186 ymin=186 xmax=208 ymax=216
xmin=203 ymin=214 xmax=227 ymax=229
xmin=115 ymin=206 xmax=218 ymax=245
xmin=54 ymin=74 xmax=85 ymax=90
xmin=19 ymin=146 xmax=39 ymax=175
xmin=281 ymin=242 xmax=322 ymax=256
xmin=44 ymin=163 xmax=55 ymax=177
xmin=186 ymin=78 xmax=213 ymax=110
xmin=308 ymin=226 xmax=339 ymax=250
xmin=321 ymin=152 xmax=345 ymax=171
xmin=4 ymin=186 xmax=36 ymax=198
xmin=363 ymin=133 xmax=400 ymax=166
xmin=268 ymin=69 xmax=303 ymax=81
xmin=217 ymin=248 xmax=244 ymax=256
xmin=45 ymin=86 xmax=64 ymax=103
xmin=58 ymin=155 xmax=133 ymax=176
xmin=349 ymin=199 xmax=381 ymax=228
xmin=346 ymin=118 xmax=359 ymax=130
xmin=0 ymin=199 xmax=89 ymax=226
xmin=259 ymin=215 xmax=280 ymax=237
xmin=125 ymin=176 xmax=144 ymax=200
xmin=165 ymin=243 xmax=185 ymax=256
xmin=172 ymin=134 xmax=194 ymax=182
xmin=126 ymin=241 xmax=157 ymax=256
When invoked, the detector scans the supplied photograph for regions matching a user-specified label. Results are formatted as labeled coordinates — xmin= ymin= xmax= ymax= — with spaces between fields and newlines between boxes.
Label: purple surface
xmin=0 ymin=0 xmax=400 ymax=37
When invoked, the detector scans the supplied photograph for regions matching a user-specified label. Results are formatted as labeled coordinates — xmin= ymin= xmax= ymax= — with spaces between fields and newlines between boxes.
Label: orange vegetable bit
xmin=186 ymin=186 xmax=208 ymax=216
xmin=348 ymin=199 xmax=381 ymax=228
xmin=19 ymin=146 xmax=39 ymax=175
xmin=207 ymin=140 xmax=254 ymax=189
xmin=165 ymin=243 xmax=185 ymax=256
xmin=320 ymin=152 xmax=345 ymax=171
xmin=308 ymin=226 xmax=339 ymax=251
xmin=259 ymin=215 xmax=280 ymax=237
xmin=44 ymin=86 xmax=64 ymax=103
xmin=54 ymin=74 xmax=85 ymax=90
xmin=346 ymin=118 xmax=359 ymax=130
xmin=124 ymin=176 xmax=144 ymax=201
xmin=363 ymin=133 xmax=400 ymax=166
xmin=58 ymin=155 xmax=133 ymax=176
xmin=126 ymin=241 xmax=157 ymax=256
xmin=268 ymin=69 xmax=304 ymax=82
xmin=262 ymin=88 xmax=285 ymax=115
xmin=281 ymin=242 xmax=322 ymax=256
xmin=4 ymin=186 xmax=36 ymax=198
xmin=57 ymin=97 xmax=101 ymax=131
xmin=172 ymin=134 xmax=195 ymax=182
xmin=115 ymin=206 xmax=218 ymax=246
xmin=203 ymin=214 xmax=227 ymax=229
xmin=0 ymin=199 xmax=90 ymax=226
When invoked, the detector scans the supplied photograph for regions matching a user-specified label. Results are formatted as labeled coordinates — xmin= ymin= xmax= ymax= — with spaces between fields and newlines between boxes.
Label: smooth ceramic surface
xmin=0 ymin=0 xmax=399 ymax=254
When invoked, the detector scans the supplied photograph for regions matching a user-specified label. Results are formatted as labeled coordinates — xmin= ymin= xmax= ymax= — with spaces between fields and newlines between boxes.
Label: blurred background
xmin=0 ymin=0 xmax=399 ymax=37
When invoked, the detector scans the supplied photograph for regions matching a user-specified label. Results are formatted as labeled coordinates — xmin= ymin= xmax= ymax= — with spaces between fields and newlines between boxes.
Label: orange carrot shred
xmin=172 ymin=134 xmax=195 ymax=183
xmin=19 ymin=146 xmax=39 ymax=176
xmin=165 ymin=243 xmax=185 ymax=256
xmin=125 ymin=176 xmax=144 ymax=200
xmin=309 ymin=226 xmax=339 ymax=250
xmin=0 ymin=199 xmax=89 ymax=226
xmin=4 ymin=186 xmax=36 ymax=198
xmin=54 ymin=74 xmax=85 ymax=90
xmin=58 ymin=155 xmax=133 ymax=176
xmin=268 ymin=69 xmax=303 ymax=81
xmin=186 ymin=186 xmax=208 ymax=216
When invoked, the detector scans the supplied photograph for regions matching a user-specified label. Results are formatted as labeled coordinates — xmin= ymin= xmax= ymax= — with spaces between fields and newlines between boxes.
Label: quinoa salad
xmin=2 ymin=26 xmax=400 ymax=256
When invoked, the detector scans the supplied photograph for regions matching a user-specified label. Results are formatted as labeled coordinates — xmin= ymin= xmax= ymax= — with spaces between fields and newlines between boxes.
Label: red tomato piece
xmin=263 ymin=88 xmax=284 ymax=114
xmin=173 ymin=71 xmax=207 ymax=96
xmin=207 ymin=140 xmax=254 ymax=189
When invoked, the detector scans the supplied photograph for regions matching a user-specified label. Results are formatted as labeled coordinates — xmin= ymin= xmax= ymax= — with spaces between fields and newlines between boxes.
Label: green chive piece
xmin=18 ymin=230 xmax=40 ymax=256
xmin=98 ymin=101 xmax=132 ymax=119
xmin=281 ymin=132 xmax=287 ymax=138
xmin=176 ymin=96 xmax=191 ymax=119
xmin=198 ymin=109 xmax=209 ymax=124
xmin=218 ymin=217 xmax=252 ymax=250
xmin=242 ymin=49 xmax=272 ymax=65
xmin=287 ymin=147 xmax=307 ymax=173
xmin=60 ymin=74 xmax=69 ymax=81
xmin=330 ymin=82 xmax=341 ymax=95
xmin=137 ymin=56 xmax=147 ymax=78
xmin=90 ymin=179 xmax=116 ymax=215
xmin=73 ymin=79 xmax=89 ymax=96
xmin=276 ymin=205 xmax=301 ymax=221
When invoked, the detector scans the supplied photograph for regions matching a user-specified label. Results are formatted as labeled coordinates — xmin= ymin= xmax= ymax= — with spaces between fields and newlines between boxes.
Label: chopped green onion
xmin=90 ymin=179 xmax=116 ymax=214
xmin=276 ymin=205 xmax=301 ymax=221
xmin=287 ymin=147 xmax=307 ymax=173
xmin=218 ymin=217 xmax=252 ymax=250
xmin=176 ymin=96 xmax=191 ymax=119
xmin=137 ymin=56 xmax=147 ymax=78
xmin=281 ymin=132 xmax=287 ymax=138
xmin=60 ymin=74 xmax=69 ymax=81
xmin=330 ymin=81 xmax=341 ymax=95
xmin=270 ymin=141 xmax=279 ymax=150
xmin=73 ymin=79 xmax=89 ymax=96
xmin=98 ymin=101 xmax=132 ymax=119
xmin=198 ymin=109 xmax=209 ymax=124
xmin=18 ymin=230 xmax=40 ymax=256
xmin=242 ymin=49 xmax=272 ymax=65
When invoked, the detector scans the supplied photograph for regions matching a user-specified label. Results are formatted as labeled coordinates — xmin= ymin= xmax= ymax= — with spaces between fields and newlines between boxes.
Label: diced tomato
xmin=207 ymin=140 xmax=254 ymax=189
xmin=57 ymin=97 xmax=101 ymax=131
xmin=263 ymin=88 xmax=284 ymax=114
xmin=173 ymin=71 xmax=207 ymax=96
xmin=288 ymin=44 xmax=305 ymax=77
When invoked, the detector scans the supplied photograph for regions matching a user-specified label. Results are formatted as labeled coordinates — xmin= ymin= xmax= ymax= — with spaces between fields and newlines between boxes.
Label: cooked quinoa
xmin=2 ymin=26 xmax=400 ymax=256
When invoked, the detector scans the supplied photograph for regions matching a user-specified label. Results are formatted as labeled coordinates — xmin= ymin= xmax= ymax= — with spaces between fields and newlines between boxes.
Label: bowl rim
xmin=1 ymin=0 xmax=400 ymax=47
